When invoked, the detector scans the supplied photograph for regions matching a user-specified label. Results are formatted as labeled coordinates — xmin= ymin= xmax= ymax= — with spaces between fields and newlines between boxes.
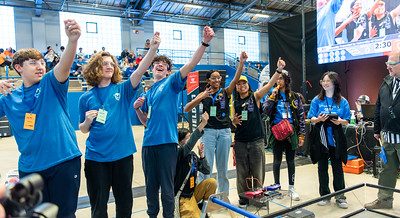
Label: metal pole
xmin=210 ymin=197 xmax=260 ymax=218
xmin=301 ymin=0 xmax=307 ymax=99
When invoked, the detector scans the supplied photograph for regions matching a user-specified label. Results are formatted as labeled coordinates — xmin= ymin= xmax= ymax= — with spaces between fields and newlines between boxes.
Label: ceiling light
xmin=184 ymin=4 xmax=203 ymax=9
xmin=254 ymin=14 xmax=270 ymax=18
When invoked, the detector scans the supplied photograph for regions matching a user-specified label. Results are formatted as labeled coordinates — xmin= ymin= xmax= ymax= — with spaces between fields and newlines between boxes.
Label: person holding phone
xmin=307 ymin=71 xmax=351 ymax=209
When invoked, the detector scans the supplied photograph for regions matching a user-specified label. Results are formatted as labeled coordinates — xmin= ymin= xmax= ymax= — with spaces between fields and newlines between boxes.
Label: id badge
xmin=241 ymin=110 xmax=248 ymax=121
xmin=96 ymin=109 xmax=108 ymax=124
xmin=210 ymin=106 xmax=217 ymax=117
xmin=147 ymin=106 xmax=152 ymax=119
xmin=282 ymin=112 xmax=288 ymax=119
xmin=24 ymin=113 xmax=36 ymax=130
xmin=190 ymin=176 xmax=195 ymax=188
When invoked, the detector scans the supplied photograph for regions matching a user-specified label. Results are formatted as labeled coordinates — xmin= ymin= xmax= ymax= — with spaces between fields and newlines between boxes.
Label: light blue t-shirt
xmin=141 ymin=71 xmax=186 ymax=146
xmin=317 ymin=0 xmax=344 ymax=47
xmin=79 ymin=80 xmax=141 ymax=162
xmin=273 ymin=91 xmax=293 ymax=124
xmin=0 ymin=71 xmax=81 ymax=172
xmin=307 ymin=96 xmax=351 ymax=147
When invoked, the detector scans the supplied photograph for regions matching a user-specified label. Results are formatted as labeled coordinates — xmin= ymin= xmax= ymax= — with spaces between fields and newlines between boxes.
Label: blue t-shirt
xmin=307 ymin=96 xmax=351 ymax=147
xmin=141 ymin=72 xmax=186 ymax=146
xmin=273 ymin=91 xmax=294 ymax=124
xmin=317 ymin=0 xmax=344 ymax=47
xmin=79 ymin=80 xmax=141 ymax=162
xmin=0 ymin=71 xmax=81 ymax=172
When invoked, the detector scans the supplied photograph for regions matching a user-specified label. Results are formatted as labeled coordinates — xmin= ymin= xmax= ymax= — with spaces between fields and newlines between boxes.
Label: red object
xmin=342 ymin=158 xmax=364 ymax=174
xmin=186 ymin=71 xmax=199 ymax=95
xmin=245 ymin=190 xmax=264 ymax=198
xmin=271 ymin=119 xmax=294 ymax=141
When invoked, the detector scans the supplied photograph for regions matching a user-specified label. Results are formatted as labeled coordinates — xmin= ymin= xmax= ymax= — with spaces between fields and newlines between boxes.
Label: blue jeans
xmin=199 ymin=128 xmax=231 ymax=195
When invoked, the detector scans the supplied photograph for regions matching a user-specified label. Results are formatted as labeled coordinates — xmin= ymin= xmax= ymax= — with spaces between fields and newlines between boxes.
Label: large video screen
xmin=317 ymin=0 xmax=400 ymax=64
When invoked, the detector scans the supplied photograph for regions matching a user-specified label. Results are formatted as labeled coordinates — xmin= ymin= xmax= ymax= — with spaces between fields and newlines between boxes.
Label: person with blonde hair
xmin=78 ymin=32 xmax=160 ymax=218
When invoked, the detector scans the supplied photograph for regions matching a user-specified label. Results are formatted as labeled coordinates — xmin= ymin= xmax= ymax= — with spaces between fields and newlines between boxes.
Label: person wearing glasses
xmin=184 ymin=51 xmax=247 ymax=197
xmin=365 ymin=51 xmax=400 ymax=209
xmin=78 ymin=33 xmax=160 ymax=218
xmin=307 ymin=71 xmax=351 ymax=209
xmin=0 ymin=20 xmax=82 ymax=217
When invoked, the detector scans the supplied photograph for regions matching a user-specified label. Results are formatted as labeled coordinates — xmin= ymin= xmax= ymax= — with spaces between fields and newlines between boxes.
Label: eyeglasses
xmin=102 ymin=61 xmax=116 ymax=67
xmin=209 ymin=76 xmax=222 ymax=81
xmin=27 ymin=60 xmax=46 ymax=67
xmin=386 ymin=61 xmax=400 ymax=67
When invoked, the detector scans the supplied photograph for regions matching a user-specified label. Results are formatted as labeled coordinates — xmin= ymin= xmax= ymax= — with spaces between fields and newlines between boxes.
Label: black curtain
xmin=268 ymin=10 xmax=348 ymax=102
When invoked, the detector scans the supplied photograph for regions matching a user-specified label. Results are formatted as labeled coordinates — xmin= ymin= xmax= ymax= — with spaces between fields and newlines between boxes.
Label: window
xmin=224 ymin=29 xmax=260 ymax=61
xmin=0 ymin=6 xmax=16 ymax=50
xmin=153 ymin=21 xmax=199 ymax=64
xmin=86 ymin=22 xmax=98 ymax=34
xmin=238 ymin=36 xmax=245 ymax=45
xmin=173 ymin=30 xmax=182 ymax=40
xmin=59 ymin=12 xmax=121 ymax=56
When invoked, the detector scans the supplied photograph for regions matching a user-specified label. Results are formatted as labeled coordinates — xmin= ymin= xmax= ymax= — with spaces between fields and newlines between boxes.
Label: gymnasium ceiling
xmin=2 ymin=0 xmax=316 ymax=32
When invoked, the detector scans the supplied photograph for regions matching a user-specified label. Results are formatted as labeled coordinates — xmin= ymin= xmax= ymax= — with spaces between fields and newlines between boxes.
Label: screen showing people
xmin=317 ymin=0 xmax=400 ymax=64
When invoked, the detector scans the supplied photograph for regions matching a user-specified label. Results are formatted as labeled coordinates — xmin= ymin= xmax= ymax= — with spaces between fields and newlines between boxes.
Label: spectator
xmin=76 ymin=47 xmax=85 ymax=59
xmin=60 ymin=46 xmax=65 ymax=54
xmin=136 ymin=54 xmax=143 ymax=65
xmin=0 ymin=49 xmax=12 ymax=67
xmin=124 ymin=62 xmax=136 ymax=77
xmin=144 ymin=39 xmax=151 ymax=50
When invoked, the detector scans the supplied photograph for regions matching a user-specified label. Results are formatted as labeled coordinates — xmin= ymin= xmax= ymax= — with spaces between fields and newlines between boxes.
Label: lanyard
xmin=325 ymin=97 xmax=333 ymax=114
xmin=22 ymin=85 xmax=39 ymax=113
xmin=211 ymin=88 xmax=222 ymax=105
xmin=190 ymin=154 xmax=196 ymax=173
xmin=93 ymin=87 xmax=107 ymax=108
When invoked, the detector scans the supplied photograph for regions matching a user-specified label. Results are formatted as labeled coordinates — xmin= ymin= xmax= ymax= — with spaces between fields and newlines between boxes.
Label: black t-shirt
xmin=202 ymin=88 xmax=231 ymax=129
xmin=233 ymin=93 xmax=264 ymax=142
xmin=346 ymin=14 xmax=369 ymax=41
xmin=371 ymin=12 xmax=396 ymax=37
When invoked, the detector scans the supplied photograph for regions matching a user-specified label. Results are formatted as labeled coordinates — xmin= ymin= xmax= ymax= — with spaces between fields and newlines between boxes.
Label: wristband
xmin=276 ymin=69 xmax=282 ymax=74
xmin=201 ymin=41 xmax=210 ymax=47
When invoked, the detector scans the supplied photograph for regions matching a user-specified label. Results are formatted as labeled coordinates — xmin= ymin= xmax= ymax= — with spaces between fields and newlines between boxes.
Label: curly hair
xmin=83 ymin=51 xmax=122 ymax=86
xmin=12 ymin=48 xmax=43 ymax=75
xmin=152 ymin=55 xmax=172 ymax=71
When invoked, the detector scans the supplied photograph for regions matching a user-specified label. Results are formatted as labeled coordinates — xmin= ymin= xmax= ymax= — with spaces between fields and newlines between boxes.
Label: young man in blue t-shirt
xmin=0 ymin=19 xmax=82 ymax=217
xmin=133 ymin=26 xmax=215 ymax=218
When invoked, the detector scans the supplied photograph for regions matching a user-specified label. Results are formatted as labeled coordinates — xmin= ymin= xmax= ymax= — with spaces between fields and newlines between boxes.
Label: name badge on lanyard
xmin=24 ymin=113 xmax=36 ymax=130
xmin=96 ymin=108 xmax=108 ymax=124
xmin=241 ymin=110 xmax=248 ymax=121
xmin=210 ymin=106 xmax=217 ymax=117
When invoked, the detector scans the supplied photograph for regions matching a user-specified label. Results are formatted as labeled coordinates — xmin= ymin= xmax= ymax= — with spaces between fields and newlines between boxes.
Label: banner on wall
xmin=187 ymin=71 xmax=200 ymax=132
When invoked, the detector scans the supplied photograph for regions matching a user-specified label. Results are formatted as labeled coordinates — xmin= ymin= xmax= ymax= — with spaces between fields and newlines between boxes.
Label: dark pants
xmin=378 ymin=142 xmax=400 ymax=200
xmin=84 ymin=155 xmax=133 ymax=218
xmin=273 ymin=139 xmax=295 ymax=186
xmin=235 ymin=138 xmax=265 ymax=195
xmin=318 ymin=146 xmax=345 ymax=199
xmin=142 ymin=143 xmax=177 ymax=218
xmin=19 ymin=156 xmax=81 ymax=218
